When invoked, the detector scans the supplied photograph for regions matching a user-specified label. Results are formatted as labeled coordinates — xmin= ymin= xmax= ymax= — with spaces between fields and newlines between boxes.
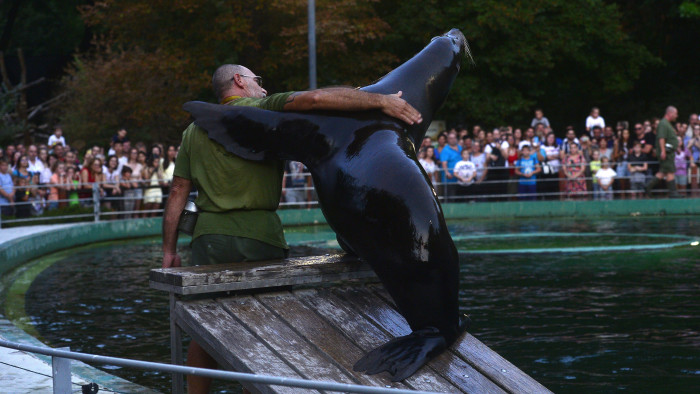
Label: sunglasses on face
xmin=239 ymin=75 xmax=263 ymax=87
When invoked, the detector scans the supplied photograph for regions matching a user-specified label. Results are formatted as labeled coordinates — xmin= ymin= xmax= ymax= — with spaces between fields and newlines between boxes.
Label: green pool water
xmin=3 ymin=216 xmax=700 ymax=393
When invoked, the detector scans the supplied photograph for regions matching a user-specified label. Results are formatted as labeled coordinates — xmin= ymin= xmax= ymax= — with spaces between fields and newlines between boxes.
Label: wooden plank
xmin=255 ymin=291 xmax=412 ymax=390
xmin=371 ymin=287 xmax=553 ymax=394
xmin=217 ymin=295 xmax=358 ymax=385
xmin=333 ymin=286 xmax=507 ymax=394
xmin=174 ymin=299 xmax=317 ymax=394
xmin=296 ymin=288 xmax=459 ymax=393
xmin=150 ymin=254 xmax=376 ymax=294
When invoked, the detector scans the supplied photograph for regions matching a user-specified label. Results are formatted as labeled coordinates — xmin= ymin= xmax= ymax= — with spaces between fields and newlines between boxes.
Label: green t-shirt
xmin=174 ymin=92 xmax=295 ymax=249
xmin=656 ymin=118 xmax=678 ymax=153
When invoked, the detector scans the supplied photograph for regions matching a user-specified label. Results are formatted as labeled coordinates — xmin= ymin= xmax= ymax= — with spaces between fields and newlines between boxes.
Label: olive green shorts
xmin=189 ymin=234 xmax=288 ymax=266
xmin=659 ymin=154 xmax=676 ymax=174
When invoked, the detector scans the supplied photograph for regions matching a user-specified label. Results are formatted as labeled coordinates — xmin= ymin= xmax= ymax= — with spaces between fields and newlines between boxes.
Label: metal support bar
xmin=170 ymin=292 xmax=184 ymax=394
xmin=92 ymin=183 xmax=100 ymax=222
xmin=52 ymin=347 xmax=71 ymax=394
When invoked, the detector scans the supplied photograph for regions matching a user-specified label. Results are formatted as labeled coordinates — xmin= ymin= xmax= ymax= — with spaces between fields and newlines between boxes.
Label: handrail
xmin=0 ymin=339 xmax=437 ymax=394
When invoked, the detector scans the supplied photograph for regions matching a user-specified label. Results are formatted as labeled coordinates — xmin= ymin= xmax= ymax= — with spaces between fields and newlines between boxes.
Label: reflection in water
xmin=23 ymin=217 xmax=700 ymax=393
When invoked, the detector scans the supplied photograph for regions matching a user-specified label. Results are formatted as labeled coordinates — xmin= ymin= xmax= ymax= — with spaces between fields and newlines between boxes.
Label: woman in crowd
xmin=78 ymin=156 xmax=105 ymax=206
xmin=11 ymin=151 xmax=22 ymax=171
xmin=613 ymin=128 xmax=632 ymax=198
xmin=47 ymin=161 xmax=67 ymax=210
xmin=564 ymin=143 xmax=587 ymax=199
xmin=688 ymin=124 xmax=700 ymax=197
xmin=125 ymin=148 xmax=144 ymax=214
xmin=12 ymin=155 xmax=36 ymax=184
xmin=538 ymin=132 xmax=561 ymax=199
xmin=39 ymin=148 xmax=55 ymax=186
xmin=418 ymin=146 xmax=439 ymax=185
xmin=513 ymin=128 xmax=522 ymax=146
xmin=434 ymin=132 xmax=447 ymax=162
xmin=119 ymin=166 xmax=138 ymax=218
xmin=674 ymin=137 xmax=690 ymax=196
xmin=102 ymin=155 xmax=122 ymax=211
xmin=161 ymin=144 xmax=178 ymax=197
xmin=141 ymin=154 xmax=164 ymax=217
xmin=468 ymin=140 xmax=488 ymax=197
xmin=506 ymin=144 xmax=519 ymax=199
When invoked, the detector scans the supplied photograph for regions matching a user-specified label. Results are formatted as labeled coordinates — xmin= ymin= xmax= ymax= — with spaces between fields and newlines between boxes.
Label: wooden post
xmin=170 ymin=292 xmax=185 ymax=394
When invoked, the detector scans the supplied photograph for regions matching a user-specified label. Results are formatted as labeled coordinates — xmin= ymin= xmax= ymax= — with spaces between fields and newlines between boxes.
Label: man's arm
xmin=282 ymin=88 xmax=422 ymax=125
xmin=658 ymin=137 xmax=667 ymax=161
xmin=162 ymin=175 xmax=192 ymax=268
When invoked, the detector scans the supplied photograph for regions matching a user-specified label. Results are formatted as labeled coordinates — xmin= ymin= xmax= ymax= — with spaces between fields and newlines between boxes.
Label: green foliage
xmin=0 ymin=84 xmax=24 ymax=146
xmin=680 ymin=1 xmax=700 ymax=18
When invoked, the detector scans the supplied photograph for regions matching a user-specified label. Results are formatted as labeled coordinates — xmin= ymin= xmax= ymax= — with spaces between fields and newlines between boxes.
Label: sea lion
xmin=183 ymin=28 xmax=471 ymax=381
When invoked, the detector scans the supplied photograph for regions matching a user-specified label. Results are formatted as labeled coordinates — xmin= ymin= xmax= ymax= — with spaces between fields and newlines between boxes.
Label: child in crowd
xmin=595 ymin=157 xmax=617 ymax=200
xmin=120 ymin=166 xmax=138 ymax=218
xmin=628 ymin=141 xmax=648 ymax=200
xmin=453 ymin=148 xmax=477 ymax=198
xmin=589 ymin=149 xmax=602 ymax=200
xmin=514 ymin=145 xmax=541 ymax=200
xmin=65 ymin=166 xmax=80 ymax=206
xmin=0 ymin=159 xmax=14 ymax=216
xmin=48 ymin=126 xmax=66 ymax=148
xmin=674 ymin=136 xmax=689 ymax=196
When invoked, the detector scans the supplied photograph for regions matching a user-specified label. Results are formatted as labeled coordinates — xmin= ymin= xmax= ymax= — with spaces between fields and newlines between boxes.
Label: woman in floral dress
xmin=564 ymin=143 xmax=587 ymax=199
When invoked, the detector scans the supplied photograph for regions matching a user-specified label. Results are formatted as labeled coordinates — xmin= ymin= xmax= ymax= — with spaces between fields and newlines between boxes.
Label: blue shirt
xmin=515 ymin=155 xmax=539 ymax=185
xmin=0 ymin=172 xmax=12 ymax=205
xmin=440 ymin=145 xmax=463 ymax=183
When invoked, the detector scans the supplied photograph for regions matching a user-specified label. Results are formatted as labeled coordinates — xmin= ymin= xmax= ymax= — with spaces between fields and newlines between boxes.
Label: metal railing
xmin=1 ymin=164 xmax=699 ymax=228
xmin=0 ymin=339 xmax=437 ymax=394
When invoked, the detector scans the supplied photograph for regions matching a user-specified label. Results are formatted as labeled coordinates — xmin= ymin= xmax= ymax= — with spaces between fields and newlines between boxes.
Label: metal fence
xmin=1 ymin=163 xmax=698 ymax=228
xmin=0 ymin=339 xmax=437 ymax=394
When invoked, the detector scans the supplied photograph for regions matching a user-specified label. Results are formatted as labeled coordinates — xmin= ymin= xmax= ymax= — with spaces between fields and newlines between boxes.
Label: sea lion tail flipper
xmin=353 ymin=327 xmax=446 ymax=382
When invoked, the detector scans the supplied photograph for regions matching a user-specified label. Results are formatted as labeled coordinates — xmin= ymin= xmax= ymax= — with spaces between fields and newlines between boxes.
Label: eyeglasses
xmin=240 ymin=75 xmax=263 ymax=87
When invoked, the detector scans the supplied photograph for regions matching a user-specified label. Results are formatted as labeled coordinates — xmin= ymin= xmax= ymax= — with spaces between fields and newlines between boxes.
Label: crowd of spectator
xmin=0 ymin=126 xmax=178 ymax=220
xmin=416 ymin=107 xmax=700 ymax=201
xmin=1 ymin=107 xmax=699 ymax=222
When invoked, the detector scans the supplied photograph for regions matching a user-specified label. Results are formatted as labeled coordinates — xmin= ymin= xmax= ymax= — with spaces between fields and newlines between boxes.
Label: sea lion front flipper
xmin=183 ymin=101 xmax=283 ymax=161
xmin=353 ymin=327 xmax=447 ymax=382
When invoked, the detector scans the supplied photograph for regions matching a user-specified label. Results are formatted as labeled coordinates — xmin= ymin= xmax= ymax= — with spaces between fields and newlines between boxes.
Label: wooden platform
xmin=150 ymin=254 xmax=552 ymax=393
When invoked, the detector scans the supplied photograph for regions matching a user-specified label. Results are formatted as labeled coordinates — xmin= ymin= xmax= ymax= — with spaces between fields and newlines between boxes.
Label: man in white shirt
xmin=26 ymin=145 xmax=45 ymax=174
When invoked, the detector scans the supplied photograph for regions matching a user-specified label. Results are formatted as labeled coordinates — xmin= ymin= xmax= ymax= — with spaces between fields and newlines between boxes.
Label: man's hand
xmin=660 ymin=150 xmax=666 ymax=161
xmin=381 ymin=91 xmax=423 ymax=125
xmin=162 ymin=252 xmax=181 ymax=268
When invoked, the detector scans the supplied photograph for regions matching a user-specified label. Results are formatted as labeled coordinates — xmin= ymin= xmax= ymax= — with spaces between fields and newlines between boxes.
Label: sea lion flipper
xmin=183 ymin=101 xmax=280 ymax=161
xmin=353 ymin=327 xmax=446 ymax=382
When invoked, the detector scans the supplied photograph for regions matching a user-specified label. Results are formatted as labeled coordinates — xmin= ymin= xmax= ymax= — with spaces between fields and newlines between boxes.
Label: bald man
xmin=646 ymin=106 xmax=680 ymax=197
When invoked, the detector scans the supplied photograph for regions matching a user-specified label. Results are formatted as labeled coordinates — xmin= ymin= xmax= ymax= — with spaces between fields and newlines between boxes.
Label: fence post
xmin=52 ymin=347 xmax=72 ymax=394
xmin=93 ymin=183 xmax=100 ymax=222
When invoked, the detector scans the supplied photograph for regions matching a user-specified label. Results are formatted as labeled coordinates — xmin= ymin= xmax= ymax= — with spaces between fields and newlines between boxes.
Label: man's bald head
xmin=665 ymin=106 xmax=678 ymax=122
xmin=212 ymin=64 xmax=247 ymax=100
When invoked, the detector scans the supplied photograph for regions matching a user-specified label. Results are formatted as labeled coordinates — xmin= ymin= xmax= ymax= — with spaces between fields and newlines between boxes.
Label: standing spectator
xmin=613 ymin=128 xmax=633 ymax=198
xmin=65 ymin=166 xmax=80 ymax=206
xmin=142 ymin=155 xmax=164 ymax=217
xmin=486 ymin=142 xmax=508 ymax=199
xmin=0 ymin=159 xmax=14 ymax=216
xmin=628 ymin=142 xmax=649 ymax=200
xmin=595 ymin=157 xmax=617 ymax=200
xmin=585 ymin=107 xmax=605 ymax=134
xmin=26 ymin=145 xmax=45 ymax=175
xmin=531 ymin=108 xmax=550 ymax=129
xmin=518 ymin=127 xmax=538 ymax=151
xmin=564 ymin=143 xmax=587 ymax=200
xmin=590 ymin=149 xmax=602 ymax=200
xmin=601 ymin=126 xmax=616 ymax=159
xmin=469 ymin=140 xmax=488 ymax=196
xmin=48 ymin=126 xmax=66 ymax=148
xmin=514 ymin=145 xmax=540 ymax=200
xmin=78 ymin=156 xmax=105 ymax=206
xmin=119 ymin=166 xmax=138 ymax=217
xmin=13 ymin=176 xmax=31 ymax=218
xmin=538 ymin=132 xmax=561 ymax=199
xmin=5 ymin=145 xmax=16 ymax=161
xmin=126 ymin=148 xmax=145 ymax=214
xmin=440 ymin=131 xmax=463 ymax=200
xmin=162 ymin=144 xmax=178 ymax=198
xmin=111 ymin=141 xmax=127 ymax=171
xmin=453 ymin=149 xmax=477 ymax=199
xmin=103 ymin=155 xmax=122 ymax=211
xmin=645 ymin=106 xmax=680 ymax=197
xmin=687 ymin=124 xmax=700 ymax=197
xmin=434 ymin=132 xmax=447 ymax=162
xmin=0 ymin=146 xmax=5 ymax=161
xmin=12 ymin=155 xmax=36 ymax=185
xmin=10 ymin=151 xmax=22 ymax=170
xmin=674 ymin=137 xmax=689 ymax=197
xmin=418 ymin=146 xmax=439 ymax=185
xmin=506 ymin=144 xmax=519 ymax=198
xmin=38 ymin=148 xmax=54 ymax=185
xmin=47 ymin=161 xmax=67 ymax=210
xmin=283 ymin=161 xmax=308 ymax=204
xmin=420 ymin=136 xmax=433 ymax=151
